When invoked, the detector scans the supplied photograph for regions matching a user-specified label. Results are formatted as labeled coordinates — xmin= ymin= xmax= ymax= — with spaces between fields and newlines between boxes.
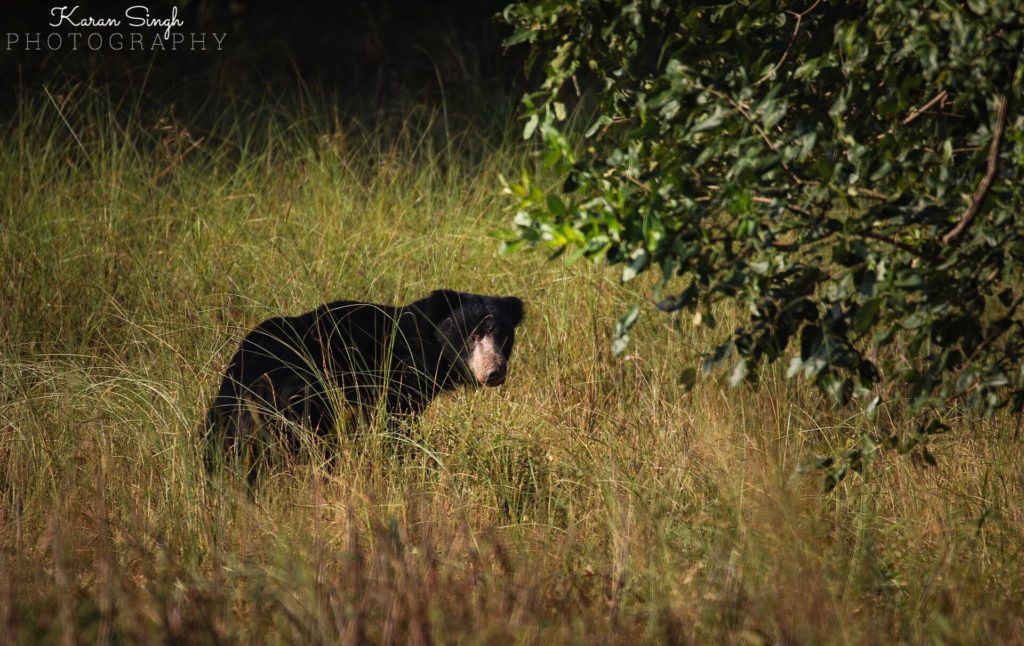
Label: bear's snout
xmin=484 ymin=363 xmax=507 ymax=386
xmin=469 ymin=335 xmax=507 ymax=387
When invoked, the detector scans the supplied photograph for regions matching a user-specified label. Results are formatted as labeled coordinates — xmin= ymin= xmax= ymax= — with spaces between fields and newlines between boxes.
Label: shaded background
xmin=1 ymin=0 xmax=527 ymax=115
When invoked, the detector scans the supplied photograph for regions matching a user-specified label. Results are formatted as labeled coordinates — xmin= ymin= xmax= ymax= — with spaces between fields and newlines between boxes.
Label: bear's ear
xmin=501 ymin=296 xmax=524 ymax=327
xmin=433 ymin=315 xmax=467 ymax=364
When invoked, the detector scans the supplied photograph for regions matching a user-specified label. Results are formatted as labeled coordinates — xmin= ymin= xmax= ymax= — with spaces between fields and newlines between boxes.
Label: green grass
xmin=2 ymin=84 xmax=1023 ymax=644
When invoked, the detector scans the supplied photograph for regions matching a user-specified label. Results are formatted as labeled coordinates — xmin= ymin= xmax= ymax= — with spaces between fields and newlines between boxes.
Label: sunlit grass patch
xmin=1 ymin=85 xmax=1022 ymax=643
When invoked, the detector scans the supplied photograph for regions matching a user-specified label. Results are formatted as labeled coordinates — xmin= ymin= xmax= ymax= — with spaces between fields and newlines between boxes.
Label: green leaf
xmin=612 ymin=304 xmax=642 ymax=358
xmin=691 ymin=106 xmax=725 ymax=133
xmin=622 ymin=249 xmax=650 ymax=283
xmin=523 ymin=114 xmax=539 ymax=140
xmin=546 ymin=194 xmax=567 ymax=217
xmin=852 ymin=298 xmax=882 ymax=334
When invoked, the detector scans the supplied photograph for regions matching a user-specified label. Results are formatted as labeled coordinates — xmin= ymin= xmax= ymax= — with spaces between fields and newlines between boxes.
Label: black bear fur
xmin=204 ymin=289 xmax=524 ymax=474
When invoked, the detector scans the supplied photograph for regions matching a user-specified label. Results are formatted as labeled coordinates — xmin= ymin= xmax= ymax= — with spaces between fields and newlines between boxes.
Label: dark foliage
xmin=500 ymin=0 xmax=1024 ymax=469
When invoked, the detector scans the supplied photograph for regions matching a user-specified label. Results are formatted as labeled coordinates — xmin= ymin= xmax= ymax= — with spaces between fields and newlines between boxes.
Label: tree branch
xmin=942 ymin=94 xmax=1008 ymax=245
xmin=753 ymin=0 xmax=822 ymax=87
xmin=861 ymin=231 xmax=938 ymax=262
xmin=902 ymin=90 xmax=948 ymax=126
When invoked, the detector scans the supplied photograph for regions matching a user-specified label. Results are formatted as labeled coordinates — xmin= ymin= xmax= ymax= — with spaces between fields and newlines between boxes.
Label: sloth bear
xmin=204 ymin=289 xmax=524 ymax=474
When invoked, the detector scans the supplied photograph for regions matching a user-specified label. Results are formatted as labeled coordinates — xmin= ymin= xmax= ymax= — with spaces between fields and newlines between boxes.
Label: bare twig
xmin=942 ymin=94 xmax=1008 ymax=245
xmin=621 ymin=172 xmax=649 ymax=192
xmin=703 ymin=87 xmax=773 ymax=148
xmin=753 ymin=195 xmax=815 ymax=217
xmin=702 ymin=86 xmax=814 ymax=187
xmin=755 ymin=196 xmax=937 ymax=261
xmin=700 ymin=190 xmax=937 ymax=262
xmin=862 ymin=231 xmax=938 ymax=262
xmin=849 ymin=187 xmax=888 ymax=200
xmin=902 ymin=90 xmax=948 ymax=126
xmin=753 ymin=0 xmax=822 ymax=87
xmin=874 ymin=89 xmax=951 ymax=141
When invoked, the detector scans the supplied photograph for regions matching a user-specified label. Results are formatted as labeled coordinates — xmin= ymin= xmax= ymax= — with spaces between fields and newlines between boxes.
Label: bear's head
xmin=427 ymin=290 xmax=524 ymax=387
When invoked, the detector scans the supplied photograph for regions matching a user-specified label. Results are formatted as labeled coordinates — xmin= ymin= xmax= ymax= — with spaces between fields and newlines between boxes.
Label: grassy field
xmin=2 ymin=85 xmax=1023 ymax=644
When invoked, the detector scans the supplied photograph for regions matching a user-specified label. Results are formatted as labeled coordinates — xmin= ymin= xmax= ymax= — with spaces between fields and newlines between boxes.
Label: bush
xmin=500 ymin=0 xmax=1024 ymax=453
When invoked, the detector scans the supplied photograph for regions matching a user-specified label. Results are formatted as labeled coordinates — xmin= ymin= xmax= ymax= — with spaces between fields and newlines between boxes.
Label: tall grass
xmin=1 ymin=84 xmax=1022 ymax=644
